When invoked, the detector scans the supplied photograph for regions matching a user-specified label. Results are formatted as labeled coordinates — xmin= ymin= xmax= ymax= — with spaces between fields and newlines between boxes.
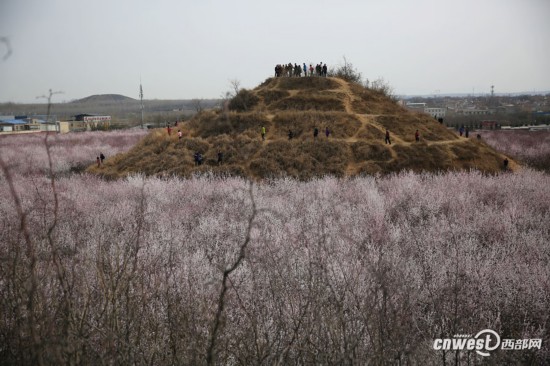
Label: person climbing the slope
xmin=261 ymin=126 xmax=266 ymax=141
xmin=385 ymin=129 xmax=391 ymax=145
xmin=313 ymin=127 xmax=319 ymax=140
xmin=415 ymin=130 xmax=420 ymax=142
xmin=194 ymin=152 xmax=204 ymax=166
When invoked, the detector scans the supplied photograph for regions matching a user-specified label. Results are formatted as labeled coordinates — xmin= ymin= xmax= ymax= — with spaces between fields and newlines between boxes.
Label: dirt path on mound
xmin=233 ymin=77 xmax=520 ymax=174
xmin=330 ymin=78 xmax=355 ymax=114
xmin=329 ymin=78 xmax=408 ymax=146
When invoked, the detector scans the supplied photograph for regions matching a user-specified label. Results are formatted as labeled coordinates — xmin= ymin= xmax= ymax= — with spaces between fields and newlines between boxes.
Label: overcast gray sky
xmin=1 ymin=0 xmax=549 ymax=103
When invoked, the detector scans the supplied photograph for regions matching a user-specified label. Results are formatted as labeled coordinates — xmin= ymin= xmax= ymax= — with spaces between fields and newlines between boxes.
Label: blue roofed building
xmin=0 ymin=115 xmax=58 ymax=133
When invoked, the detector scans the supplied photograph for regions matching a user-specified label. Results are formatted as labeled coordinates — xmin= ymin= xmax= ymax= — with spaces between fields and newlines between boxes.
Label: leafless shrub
xmin=369 ymin=77 xmax=397 ymax=101
xmin=328 ymin=56 xmax=362 ymax=83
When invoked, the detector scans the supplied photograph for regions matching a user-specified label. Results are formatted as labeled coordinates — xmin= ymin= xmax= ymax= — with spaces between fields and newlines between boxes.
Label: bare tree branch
xmin=0 ymin=36 xmax=12 ymax=61
xmin=0 ymin=156 xmax=43 ymax=366
xmin=206 ymin=182 xmax=258 ymax=365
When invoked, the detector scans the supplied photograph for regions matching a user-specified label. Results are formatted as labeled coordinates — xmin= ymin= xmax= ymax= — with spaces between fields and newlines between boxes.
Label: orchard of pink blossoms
xmin=0 ymin=130 xmax=548 ymax=365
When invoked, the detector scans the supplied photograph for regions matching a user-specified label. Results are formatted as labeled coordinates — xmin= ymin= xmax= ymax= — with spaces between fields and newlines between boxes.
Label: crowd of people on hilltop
xmin=274 ymin=62 xmax=328 ymax=78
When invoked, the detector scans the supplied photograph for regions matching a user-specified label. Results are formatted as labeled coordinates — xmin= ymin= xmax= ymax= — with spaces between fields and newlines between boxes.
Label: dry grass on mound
xmin=376 ymin=113 xmax=458 ymax=142
xmin=187 ymin=111 xmax=270 ymax=138
xmin=248 ymin=139 xmax=350 ymax=179
xmin=356 ymin=123 xmax=386 ymax=141
xmin=257 ymin=89 xmax=290 ymax=104
xmin=351 ymin=141 xmax=392 ymax=162
xmin=195 ymin=135 xmax=263 ymax=164
xmin=296 ymin=90 xmax=348 ymax=100
xmin=271 ymin=77 xmax=340 ymax=91
xmin=348 ymin=83 xmax=400 ymax=114
xmin=272 ymin=111 xmax=361 ymax=139
xmin=389 ymin=144 xmax=454 ymax=172
xmin=450 ymin=139 xmax=505 ymax=172
xmin=270 ymin=95 xmax=345 ymax=112
xmin=356 ymin=161 xmax=384 ymax=175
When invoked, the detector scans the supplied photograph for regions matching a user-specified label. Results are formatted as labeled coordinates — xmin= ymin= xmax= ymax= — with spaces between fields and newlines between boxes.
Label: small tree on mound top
xmin=369 ymin=77 xmax=397 ymax=102
xmin=222 ymin=79 xmax=259 ymax=112
xmin=329 ymin=56 xmax=362 ymax=83
xmin=228 ymin=89 xmax=259 ymax=112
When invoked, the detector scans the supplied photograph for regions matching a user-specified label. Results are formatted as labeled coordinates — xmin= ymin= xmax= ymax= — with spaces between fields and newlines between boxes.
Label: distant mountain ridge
xmin=72 ymin=94 xmax=137 ymax=103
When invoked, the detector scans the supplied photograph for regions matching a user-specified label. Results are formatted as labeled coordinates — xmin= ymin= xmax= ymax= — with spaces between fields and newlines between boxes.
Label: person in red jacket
xmin=415 ymin=130 xmax=420 ymax=142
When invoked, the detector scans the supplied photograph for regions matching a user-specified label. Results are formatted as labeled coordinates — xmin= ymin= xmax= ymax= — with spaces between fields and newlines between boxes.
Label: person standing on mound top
xmin=96 ymin=156 xmax=101 ymax=168
xmin=385 ymin=129 xmax=391 ymax=145
xmin=261 ymin=126 xmax=266 ymax=141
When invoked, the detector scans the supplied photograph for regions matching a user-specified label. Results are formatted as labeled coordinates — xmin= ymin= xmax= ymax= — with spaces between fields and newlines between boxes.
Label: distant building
xmin=58 ymin=121 xmax=86 ymax=133
xmin=0 ymin=116 xmax=56 ymax=133
xmin=480 ymin=120 xmax=499 ymax=130
xmin=405 ymin=102 xmax=426 ymax=109
xmin=405 ymin=103 xmax=446 ymax=118
xmin=58 ymin=114 xmax=111 ymax=133
xmin=75 ymin=114 xmax=111 ymax=130
xmin=0 ymin=119 xmax=18 ymax=132
xmin=457 ymin=108 xmax=492 ymax=116
xmin=424 ymin=107 xmax=446 ymax=119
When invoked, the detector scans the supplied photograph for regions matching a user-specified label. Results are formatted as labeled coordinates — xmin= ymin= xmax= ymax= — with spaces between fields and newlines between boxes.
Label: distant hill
xmin=90 ymin=77 xmax=518 ymax=179
xmin=72 ymin=94 xmax=137 ymax=104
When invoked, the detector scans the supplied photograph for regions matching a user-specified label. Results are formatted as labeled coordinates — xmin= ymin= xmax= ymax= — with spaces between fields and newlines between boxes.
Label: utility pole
xmin=36 ymin=88 xmax=63 ymax=132
xmin=140 ymin=78 xmax=144 ymax=129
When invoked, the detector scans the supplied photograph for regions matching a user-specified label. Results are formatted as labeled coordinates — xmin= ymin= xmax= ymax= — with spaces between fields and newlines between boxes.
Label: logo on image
xmin=433 ymin=329 xmax=542 ymax=357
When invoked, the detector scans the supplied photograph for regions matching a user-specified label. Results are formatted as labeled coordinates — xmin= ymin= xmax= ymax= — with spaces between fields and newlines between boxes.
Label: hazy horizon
xmin=1 ymin=0 xmax=549 ymax=104
xmin=2 ymin=90 xmax=549 ymax=106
